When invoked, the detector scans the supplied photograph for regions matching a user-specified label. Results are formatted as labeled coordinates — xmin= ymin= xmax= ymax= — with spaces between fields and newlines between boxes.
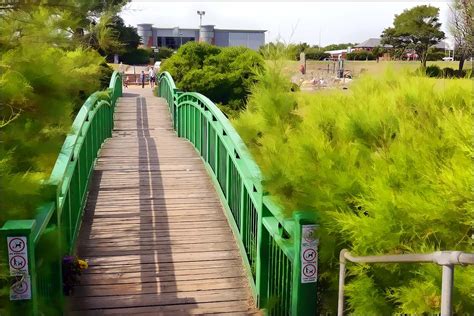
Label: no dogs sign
xmin=7 ymin=236 xmax=31 ymax=300
xmin=301 ymin=225 xmax=318 ymax=283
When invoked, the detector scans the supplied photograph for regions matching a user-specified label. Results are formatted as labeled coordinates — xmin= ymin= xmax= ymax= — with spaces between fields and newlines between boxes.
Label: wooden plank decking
xmin=70 ymin=88 xmax=258 ymax=315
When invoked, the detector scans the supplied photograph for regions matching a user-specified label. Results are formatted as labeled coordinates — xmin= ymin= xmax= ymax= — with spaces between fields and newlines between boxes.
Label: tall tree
xmin=0 ymin=1 xmax=129 ymax=231
xmin=449 ymin=0 xmax=474 ymax=70
xmin=381 ymin=5 xmax=445 ymax=68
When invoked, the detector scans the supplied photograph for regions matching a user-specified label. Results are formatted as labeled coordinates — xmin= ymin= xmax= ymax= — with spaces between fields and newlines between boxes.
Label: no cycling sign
xmin=7 ymin=236 xmax=31 ymax=300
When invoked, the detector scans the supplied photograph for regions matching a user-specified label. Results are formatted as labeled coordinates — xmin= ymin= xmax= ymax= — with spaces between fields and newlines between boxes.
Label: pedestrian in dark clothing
xmin=140 ymin=70 xmax=145 ymax=88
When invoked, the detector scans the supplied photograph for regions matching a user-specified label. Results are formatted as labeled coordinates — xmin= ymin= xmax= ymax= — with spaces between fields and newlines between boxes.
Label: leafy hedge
xmin=424 ymin=65 xmax=472 ymax=78
xmin=305 ymin=48 xmax=330 ymax=60
xmin=346 ymin=50 xmax=376 ymax=60
xmin=0 ymin=44 xmax=105 ymax=226
xmin=120 ymin=48 xmax=151 ymax=65
xmin=233 ymin=63 xmax=473 ymax=314
xmin=161 ymin=42 xmax=264 ymax=117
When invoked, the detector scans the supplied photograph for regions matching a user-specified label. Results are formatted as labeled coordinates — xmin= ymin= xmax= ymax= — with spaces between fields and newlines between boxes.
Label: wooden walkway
xmin=70 ymin=88 xmax=258 ymax=315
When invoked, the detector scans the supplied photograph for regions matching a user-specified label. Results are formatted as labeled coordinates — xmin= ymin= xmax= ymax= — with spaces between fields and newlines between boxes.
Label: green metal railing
xmin=159 ymin=72 xmax=318 ymax=315
xmin=0 ymin=72 xmax=122 ymax=315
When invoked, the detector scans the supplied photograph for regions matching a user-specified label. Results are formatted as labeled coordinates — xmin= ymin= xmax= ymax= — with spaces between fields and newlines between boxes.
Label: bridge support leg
xmin=292 ymin=212 xmax=318 ymax=316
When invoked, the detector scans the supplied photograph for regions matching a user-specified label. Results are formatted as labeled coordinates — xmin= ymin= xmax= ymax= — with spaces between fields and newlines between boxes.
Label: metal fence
xmin=338 ymin=250 xmax=474 ymax=316
xmin=0 ymin=72 xmax=122 ymax=315
xmin=159 ymin=72 xmax=318 ymax=315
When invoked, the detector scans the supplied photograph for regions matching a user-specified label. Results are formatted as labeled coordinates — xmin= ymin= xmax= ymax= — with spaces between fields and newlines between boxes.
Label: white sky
xmin=120 ymin=1 xmax=453 ymax=47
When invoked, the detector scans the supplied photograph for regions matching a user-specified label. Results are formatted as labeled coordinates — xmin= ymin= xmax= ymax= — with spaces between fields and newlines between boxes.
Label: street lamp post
xmin=197 ymin=10 xmax=205 ymax=27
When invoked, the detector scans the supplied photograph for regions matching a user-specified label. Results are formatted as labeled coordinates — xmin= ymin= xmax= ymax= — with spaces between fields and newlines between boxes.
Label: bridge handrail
xmin=158 ymin=71 xmax=317 ymax=315
xmin=0 ymin=71 xmax=122 ymax=315
xmin=178 ymin=91 xmax=262 ymax=182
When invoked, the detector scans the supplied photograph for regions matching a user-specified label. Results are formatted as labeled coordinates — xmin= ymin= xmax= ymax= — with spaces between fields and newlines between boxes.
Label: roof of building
xmin=354 ymin=38 xmax=393 ymax=48
xmin=433 ymin=41 xmax=449 ymax=49
xmin=215 ymin=29 xmax=267 ymax=33
xmin=145 ymin=24 xmax=266 ymax=33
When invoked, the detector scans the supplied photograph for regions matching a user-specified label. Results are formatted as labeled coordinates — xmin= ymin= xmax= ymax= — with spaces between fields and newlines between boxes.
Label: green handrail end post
xmin=0 ymin=220 xmax=38 ymax=316
xmin=291 ymin=211 xmax=318 ymax=316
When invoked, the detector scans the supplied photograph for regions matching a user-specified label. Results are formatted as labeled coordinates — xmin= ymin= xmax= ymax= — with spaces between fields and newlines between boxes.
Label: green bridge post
xmin=0 ymin=220 xmax=38 ymax=315
xmin=292 ymin=212 xmax=318 ymax=315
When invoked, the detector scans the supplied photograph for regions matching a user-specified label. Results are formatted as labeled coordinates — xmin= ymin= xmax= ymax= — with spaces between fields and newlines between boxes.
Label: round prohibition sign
xmin=10 ymin=255 xmax=26 ymax=270
xmin=302 ymin=263 xmax=317 ymax=278
xmin=12 ymin=280 xmax=28 ymax=295
xmin=8 ymin=238 xmax=25 ymax=252
xmin=303 ymin=248 xmax=317 ymax=262
xmin=303 ymin=229 xmax=315 ymax=243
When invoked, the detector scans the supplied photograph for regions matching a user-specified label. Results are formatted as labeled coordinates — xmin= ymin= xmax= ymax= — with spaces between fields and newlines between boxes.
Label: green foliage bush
xmin=426 ymin=50 xmax=446 ymax=61
xmin=233 ymin=63 xmax=473 ymax=314
xmin=161 ymin=42 xmax=264 ymax=116
xmin=304 ymin=48 xmax=330 ymax=60
xmin=0 ymin=3 xmax=126 ymax=313
xmin=346 ymin=50 xmax=376 ymax=60
xmin=0 ymin=46 xmax=104 ymax=226
xmin=120 ymin=47 xmax=151 ymax=65
xmin=425 ymin=64 xmax=442 ymax=77
xmin=155 ymin=47 xmax=174 ymax=61
xmin=443 ymin=67 xmax=456 ymax=78
xmin=423 ymin=66 xmax=472 ymax=78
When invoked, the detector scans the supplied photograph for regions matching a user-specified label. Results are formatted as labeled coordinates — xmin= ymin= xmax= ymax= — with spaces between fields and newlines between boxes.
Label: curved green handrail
xmin=1 ymin=71 xmax=122 ymax=315
xmin=178 ymin=92 xmax=262 ymax=184
xmin=158 ymin=71 xmax=317 ymax=316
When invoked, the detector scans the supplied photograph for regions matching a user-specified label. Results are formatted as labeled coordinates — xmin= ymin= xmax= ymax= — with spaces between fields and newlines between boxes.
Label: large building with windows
xmin=137 ymin=24 xmax=265 ymax=50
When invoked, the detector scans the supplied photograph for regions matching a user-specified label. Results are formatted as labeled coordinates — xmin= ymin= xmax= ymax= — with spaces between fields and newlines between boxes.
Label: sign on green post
xmin=0 ymin=219 xmax=37 ymax=315
xmin=292 ymin=212 xmax=318 ymax=315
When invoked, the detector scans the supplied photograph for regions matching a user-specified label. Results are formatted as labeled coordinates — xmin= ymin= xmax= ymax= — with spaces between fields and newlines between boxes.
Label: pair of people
xmin=139 ymin=68 xmax=156 ymax=89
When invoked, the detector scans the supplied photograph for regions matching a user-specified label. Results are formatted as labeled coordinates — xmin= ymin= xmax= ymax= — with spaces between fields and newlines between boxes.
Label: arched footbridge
xmin=0 ymin=72 xmax=318 ymax=315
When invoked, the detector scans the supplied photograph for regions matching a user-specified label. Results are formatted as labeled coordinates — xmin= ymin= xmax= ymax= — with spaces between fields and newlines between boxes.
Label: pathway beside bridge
xmin=70 ymin=88 xmax=259 ymax=315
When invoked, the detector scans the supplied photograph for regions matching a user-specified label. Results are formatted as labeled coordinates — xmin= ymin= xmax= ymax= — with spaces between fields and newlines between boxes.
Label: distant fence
xmin=159 ymin=72 xmax=318 ymax=315
xmin=0 ymin=72 xmax=122 ymax=315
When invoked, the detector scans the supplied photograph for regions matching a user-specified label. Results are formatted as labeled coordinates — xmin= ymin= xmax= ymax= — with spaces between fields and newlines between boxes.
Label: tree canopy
xmin=161 ymin=42 xmax=264 ymax=117
xmin=0 ymin=1 xmax=127 ymax=227
xmin=381 ymin=5 xmax=445 ymax=67
xmin=234 ymin=62 xmax=474 ymax=314
xmin=449 ymin=0 xmax=474 ymax=70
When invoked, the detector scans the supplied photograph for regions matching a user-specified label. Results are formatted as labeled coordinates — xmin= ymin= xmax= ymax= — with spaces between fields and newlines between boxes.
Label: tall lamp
xmin=197 ymin=10 xmax=205 ymax=27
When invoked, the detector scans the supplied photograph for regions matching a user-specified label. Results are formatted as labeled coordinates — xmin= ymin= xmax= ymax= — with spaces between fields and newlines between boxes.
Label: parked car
xmin=442 ymin=57 xmax=454 ymax=61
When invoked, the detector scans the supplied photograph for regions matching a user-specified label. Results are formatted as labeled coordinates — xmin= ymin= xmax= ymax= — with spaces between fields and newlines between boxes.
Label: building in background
xmin=353 ymin=38 xmax=393 ymax=51
xmin=137 ymin=24 xmax=265 ymax=50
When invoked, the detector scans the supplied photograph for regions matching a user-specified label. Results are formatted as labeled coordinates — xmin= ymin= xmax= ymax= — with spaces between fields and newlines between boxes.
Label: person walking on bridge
xmin=149 ymin=67 xmax=156 ymax=89
xmin=140 ymin=70 xmax=145 ymax=88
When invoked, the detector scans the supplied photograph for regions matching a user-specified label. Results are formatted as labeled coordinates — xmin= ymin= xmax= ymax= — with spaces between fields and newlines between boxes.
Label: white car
xmin=442 ymin=57 xmax=454 ymax=61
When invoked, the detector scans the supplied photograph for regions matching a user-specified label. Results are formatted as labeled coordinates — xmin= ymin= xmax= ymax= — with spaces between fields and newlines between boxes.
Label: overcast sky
xmin=120 ymin=1 xmax=453 ymax=47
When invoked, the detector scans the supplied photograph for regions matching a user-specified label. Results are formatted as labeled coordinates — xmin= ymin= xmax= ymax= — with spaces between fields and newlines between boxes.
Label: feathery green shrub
xmin=234 ymin=63 xmax=473 ymax=313
xmin=0 ymin=4 xmax=121 ymax=313
xmin=425 ymin=64 xmax=442 ymax=77
xmin=161 ymin=42 xmax=264 ymax=117
xmin=346 ymin=50 xmax=376 ymax=60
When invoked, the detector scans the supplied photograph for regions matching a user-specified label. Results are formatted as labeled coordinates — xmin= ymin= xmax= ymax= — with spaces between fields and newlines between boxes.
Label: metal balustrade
xmin=0 ymin=72 xmax=122 ymax=315
xmin=158 ymin=72 xmax=318 ymax=315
